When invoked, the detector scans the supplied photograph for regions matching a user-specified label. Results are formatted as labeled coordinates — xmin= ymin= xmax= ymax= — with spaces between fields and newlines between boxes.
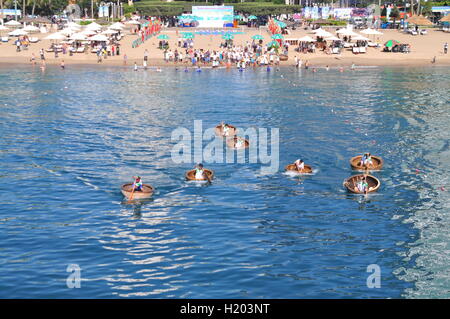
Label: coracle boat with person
xmin=343 ymin=174 xmax=380 ymax=194
xmin=350 ymin=155 xmax=383 ymax=171
xmin=121 ymin=183 xmax=154 ymax=200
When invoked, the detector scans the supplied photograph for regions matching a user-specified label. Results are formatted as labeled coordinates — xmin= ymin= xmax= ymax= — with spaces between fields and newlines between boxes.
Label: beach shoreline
xmin=1 ymin=27 xmax=449 ymax=68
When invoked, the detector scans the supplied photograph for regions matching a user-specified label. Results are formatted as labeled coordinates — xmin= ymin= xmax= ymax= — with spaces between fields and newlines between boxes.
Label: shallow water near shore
xmin=0 ymin=65 xmax=449 ymax=298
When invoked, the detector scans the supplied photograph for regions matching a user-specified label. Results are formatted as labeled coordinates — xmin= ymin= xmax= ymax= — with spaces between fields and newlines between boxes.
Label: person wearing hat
xmin=132 ymin=176 xmax=143 ymax=192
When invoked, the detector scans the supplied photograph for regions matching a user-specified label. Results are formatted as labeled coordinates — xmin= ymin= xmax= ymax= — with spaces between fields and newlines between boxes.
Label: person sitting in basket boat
xmin=194 ymin=163 xmax=211 ymax=182
xmin=294 ymin=159 xmax=305 ymax=172
xmin=355 ymin=176 xmax=369 ymax=194
xmin=360 ymin=153 xmax=373 ymax=167
xmin=221 ymin=122 xmax=231 ymax=136
xmin=132 ymin=176 xmax=143 ymax=192
xmin=233 ymin=136 xmax=244 ymax=148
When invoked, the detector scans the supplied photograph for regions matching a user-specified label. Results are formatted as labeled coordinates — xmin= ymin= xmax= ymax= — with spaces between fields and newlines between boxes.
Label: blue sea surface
xmin=0 ymin=65 xmax=449 ymax=298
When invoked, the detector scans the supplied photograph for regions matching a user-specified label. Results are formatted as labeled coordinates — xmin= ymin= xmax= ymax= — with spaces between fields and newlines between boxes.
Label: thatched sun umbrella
xmin=407 ymin=15 xmax=433 ymax=26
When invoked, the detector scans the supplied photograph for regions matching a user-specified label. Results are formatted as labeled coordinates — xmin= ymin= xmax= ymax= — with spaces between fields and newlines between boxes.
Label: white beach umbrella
xmin=102 ymin=29 xmax=118 ymax=35
xmin=352 ymin=35 xmax=370 ymax=41
xmin=0 ymin=25 xmax=10 ymax=31
xmin=60 ymin=28 xmax=76 ymax=35
xmin=126 ymin=20 xmax=141 ymax=25
xmin=89 ymin=34 xmax=109 ymax=42
xmin=314 ymin=29 xmax=333 ymax=38
xmin=110 ymin=22 xmax=125 ymax=30
xmin=44 ymin=32 xmax=66 ymax=40
xmin=81 ymin=29 xmax=97 ymax=36
xmin=336 ymin=29 xmax=358 ymax=37
xmin=23 ymin=25 xmax=40 ymax=32
xmin=70 ymin=32 xmax=88 ymax=41
xmin=5 ymin=20 xmax=22 ymax=27
xmin=298 ymin=35 xmax=316 ymax=42
xmin=325 ymin=36 xmax=341 ymax=41
xmin=67 ymin=22 xmax=81 ymax=28
xmin=86 ymin=22 xmax=102 ymax=30
xmin=360 ymin=28 xmax=383 ymax=35
xmin=9 ymin=29 xmax=28 ymax=36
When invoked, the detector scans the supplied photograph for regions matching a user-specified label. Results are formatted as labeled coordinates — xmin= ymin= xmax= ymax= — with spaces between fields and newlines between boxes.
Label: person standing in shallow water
xmin=444 ymin=42 xmax=448 ymax=54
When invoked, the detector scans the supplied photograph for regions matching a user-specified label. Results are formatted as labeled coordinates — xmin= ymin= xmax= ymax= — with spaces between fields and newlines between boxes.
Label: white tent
xmin=89 ymin=34 xmax=109 ymax=42
xmin=44 ymin=32 xmax=66 ymax=40
xmin=9 ymin=29 xmax=28 ymax=36
xmin=298 ymin=35 xmax=316 ymax=42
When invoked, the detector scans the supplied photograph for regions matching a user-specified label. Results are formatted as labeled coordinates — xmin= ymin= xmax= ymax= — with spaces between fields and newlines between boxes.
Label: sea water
xmin=0 ymin=65 xmax=449 ymax=298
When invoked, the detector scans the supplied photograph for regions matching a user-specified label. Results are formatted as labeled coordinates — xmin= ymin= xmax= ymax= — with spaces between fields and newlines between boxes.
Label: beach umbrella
xmin=86 ymin=22 xmax=102 ymax=29
xmin=110 ymin=22 xmax=125 ymax=30
xmin=81 ymin=29 xmax=97 ymax=36
xmin=271 ymin=33 xmax=284 ymax=40
xmin=102 ymin=29 xmax=118 ymax=35
xmin=157 ymin=34 xmax=169 ymax=40
xmin=44 ymin=32 xmax=66 ymax=40
xmin=313 ymin=29 xmax=333 ymax=38
xmin=222 ymin=33 xmax=234 ymax=40
xmin=59 ymin=28 xmax=76 ymax=36
xmin=126 ymin=20 xmax=141 ymax=25
xmin=89 ymin=34 xmax=109 ymax=42
xmin=234 ymin=15 xmax=242 ymax=20
xmin=5 ymin=20 xmax=21 ymax=27
xmin=267 ymin=40 xmax=280 ymax=48
xmin=352 ymin=35 xmax=369 ymax=41
xmin=248 ymin=15 xmax=257 ymax=20
xmin=407 ymin=15 xmax=433 ymax=26
xmin=273 ymin=20 xmax=287 ymax=28
xmin=440 ymin=15 xmax=450 ymax=23
xmin=336 ymin=29 xmax=358 ymax=37
xmin=325 ymin=36 xmax=340 ymax=41
xmin=70 ymin=33 xmax=88 ymax=41
xmin=9 ymin=29 xmax=28 ymax=36
xmin=67 ymin=22 xmax=81 ymax=29
xmin=360 ymin=28 xmax=383 ymax=35
xmin=298 ymin=35 xmax=316 ymax=42
xmin=182 ymin=32 xmax=195 ymax=39
xmin=252 ymin=35 xmax=264 ymax=40
xmin=23 ymin=25 xmax=40 ymax=33
xmin=0 ymin=25 xmax=9 ymax=31
xmin=384 ymin=40 xmax=401 ymax=48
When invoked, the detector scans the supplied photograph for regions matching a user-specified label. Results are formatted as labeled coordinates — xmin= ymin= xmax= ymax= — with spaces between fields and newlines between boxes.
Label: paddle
xmin=128 ymin=184 xmax=136 ymax=203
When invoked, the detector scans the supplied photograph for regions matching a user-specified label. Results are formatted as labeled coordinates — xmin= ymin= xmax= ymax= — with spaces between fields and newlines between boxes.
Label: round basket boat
xmin=226 ymin=137 xmax=249 ymax=149
xmin=285 ymin=163 xmax=313 ymax=174
xmin=343 ymin=174 xmax=380 ymax=194
xmin=185 ymin=169 xmax=214 ymax=181
xmin=215 ymin=124 xmax=237 ymax=137
xmin=350 ymin=155 xmax=383 ymax=171
xmin=279 ymin=55 xmax=288 ymax=61
xmin=121 ymin=183 xmax=154 ymax=200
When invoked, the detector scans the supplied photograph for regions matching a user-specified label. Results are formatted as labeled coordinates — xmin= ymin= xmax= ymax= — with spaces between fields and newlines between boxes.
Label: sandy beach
xmin=1 ymin=26 xmax=449 ymax=67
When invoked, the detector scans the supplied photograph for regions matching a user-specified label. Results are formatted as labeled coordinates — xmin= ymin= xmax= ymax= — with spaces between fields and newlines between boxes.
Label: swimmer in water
xmin=60 ymin=60 xmax=65 ymax=69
